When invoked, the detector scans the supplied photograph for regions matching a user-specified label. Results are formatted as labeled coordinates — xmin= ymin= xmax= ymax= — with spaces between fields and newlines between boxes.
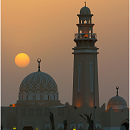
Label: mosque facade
xmin=1 ymin=4 xmax=129 ymax=130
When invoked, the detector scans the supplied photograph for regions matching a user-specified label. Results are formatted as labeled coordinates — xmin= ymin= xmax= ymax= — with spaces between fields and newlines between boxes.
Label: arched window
xmin=80 ymin=30 xmax=82 ymax=34
xmin=54 ymin=93 xmax=58 ymax=100
xmin=45 ymin=124 xmax=51 ymax=130
xmin=58 ymin=126 xmax=64 ymax=130
xmin=89 ymin=30 xmax=91 ymax=34
xmin=84 ymin=20 xmax=87 ymax=24
xmin=36 ymin=92 xmax=41 ymax=100
xmin=78 ymin=126 xmax=84 ymax=130
xmin=28 ymin=92 xmax=33 ymax=100
xmin=121 ymin=122 xmax=129 ymax=130
xmin=19 ymin=92 xmax=22 ymax=100
xmin=50 ymin=92 xmax=54 ymax=100
xmin=43 ymin=92 xmax=49 ymax=100
xmin=88 ymin=19 xmax=90 ymax=24
xmin=121 ymin=125 xmax=126 ymax=130
xmin=22 ymin=92 xmax=27 ymax=100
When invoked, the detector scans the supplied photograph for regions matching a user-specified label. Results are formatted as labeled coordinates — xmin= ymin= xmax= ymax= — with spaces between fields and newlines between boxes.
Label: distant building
xmin=1 ymin=3 xmax=128 ymax=130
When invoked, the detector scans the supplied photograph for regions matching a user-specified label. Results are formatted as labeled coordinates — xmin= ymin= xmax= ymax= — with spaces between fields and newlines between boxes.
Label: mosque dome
xmin=80 ymin=6 xmax=91 ymax=15
xmin=107 ymin=87 xmax=127 ymax=111
xmin=20 ymin=71 xmax=58 ymax=92
xmin=18 ymin=59 xmax=58 ymax=101
xmin=107 ymin=96 xmax=127 ymax=110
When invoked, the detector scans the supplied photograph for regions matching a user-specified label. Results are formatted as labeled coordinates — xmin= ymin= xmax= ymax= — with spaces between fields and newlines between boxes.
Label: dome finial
xmin=37 ymin=58 xmax=41 ymax=72
xmin=116 ymin=86 xmax=119 ymax=96
xmin=84 ymin=1 xmax=86 ymax=7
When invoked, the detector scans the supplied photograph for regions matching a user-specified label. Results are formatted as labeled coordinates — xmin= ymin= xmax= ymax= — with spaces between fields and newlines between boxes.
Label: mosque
xmin=1 ymin=3 xmax=129 ymax=130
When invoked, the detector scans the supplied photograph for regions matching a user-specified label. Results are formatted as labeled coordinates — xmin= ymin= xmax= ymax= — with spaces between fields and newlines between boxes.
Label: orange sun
xmin=15 ymin=53 xmax=30 ymax=68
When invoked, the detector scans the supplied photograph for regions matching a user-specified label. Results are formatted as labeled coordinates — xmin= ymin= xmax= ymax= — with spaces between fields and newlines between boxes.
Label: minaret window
xmin=81 ymin=20 xmax=83 ymax=24
xmin=80 ymin=30 xmax=82 ymax=34
xmin=89 ymin=30 xmax=91 ymax=34
xmin=84 ymin=20 xmax=87 ymax=24
xmin=90 ymin=62 xmax=93 ymax=92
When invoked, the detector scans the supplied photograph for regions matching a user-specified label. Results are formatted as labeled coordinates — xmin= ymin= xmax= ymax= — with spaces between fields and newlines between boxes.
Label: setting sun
xmin=15 ymin=53 xmax=30 ymax=68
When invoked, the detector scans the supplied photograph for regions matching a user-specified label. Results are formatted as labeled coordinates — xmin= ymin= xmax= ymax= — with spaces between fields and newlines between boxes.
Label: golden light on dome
xmin=15 ymin=53 xmax=30 ymax=68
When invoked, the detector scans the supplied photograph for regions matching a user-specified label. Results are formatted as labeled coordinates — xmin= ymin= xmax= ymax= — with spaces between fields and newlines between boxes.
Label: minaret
xmin=72 ymin=3 xmax=99 ymax=108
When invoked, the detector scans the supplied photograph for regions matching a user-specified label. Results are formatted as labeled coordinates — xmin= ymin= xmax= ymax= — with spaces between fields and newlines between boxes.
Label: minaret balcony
xmin=74 ymin=33 xmax=97 ymax=40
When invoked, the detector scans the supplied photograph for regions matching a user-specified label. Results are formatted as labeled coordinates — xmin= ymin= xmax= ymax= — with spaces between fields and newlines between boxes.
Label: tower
xmin=72 ymin=3 xmax=99 ymax=108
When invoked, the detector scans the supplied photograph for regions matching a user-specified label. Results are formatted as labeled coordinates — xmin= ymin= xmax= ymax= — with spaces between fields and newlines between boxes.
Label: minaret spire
xmin=116 ymin=86 xmax=119 ymax=96
xmin=37 ymin=58 xmax=41 ymax=72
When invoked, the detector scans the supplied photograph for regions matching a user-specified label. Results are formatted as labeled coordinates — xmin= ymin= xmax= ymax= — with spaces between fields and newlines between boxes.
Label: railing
xmin=75 ymin=33 xmax=97 ymax=39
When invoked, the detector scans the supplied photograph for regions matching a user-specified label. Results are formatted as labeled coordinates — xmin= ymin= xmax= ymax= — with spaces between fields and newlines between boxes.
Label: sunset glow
xmin=2 ymin=0 xmax=128 ymax=107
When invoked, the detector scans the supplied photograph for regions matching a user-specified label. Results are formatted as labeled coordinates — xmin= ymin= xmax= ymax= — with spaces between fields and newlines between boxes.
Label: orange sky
xmin=1 ymin=0 xmax=129 ymax=107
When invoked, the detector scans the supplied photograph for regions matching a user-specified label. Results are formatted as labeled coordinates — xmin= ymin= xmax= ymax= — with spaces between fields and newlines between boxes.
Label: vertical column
xmin=78 ymin=63 xmax=81 ymax=92
xmin=90 ymin=62 xmax=93 ymax=92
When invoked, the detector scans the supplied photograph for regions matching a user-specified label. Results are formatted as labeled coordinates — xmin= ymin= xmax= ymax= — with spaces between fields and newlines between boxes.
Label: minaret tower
xmin=72 ymin=3 xmax=99 ymax=108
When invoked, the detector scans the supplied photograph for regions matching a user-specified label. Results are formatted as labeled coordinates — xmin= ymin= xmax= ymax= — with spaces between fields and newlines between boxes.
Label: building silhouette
xmin=1 ymin=3 xmax=128 ymax=130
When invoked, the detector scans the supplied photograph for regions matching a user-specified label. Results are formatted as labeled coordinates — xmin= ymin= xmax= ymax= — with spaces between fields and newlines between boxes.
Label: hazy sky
xmin=2 ymin=0 xmax=129 ymax=108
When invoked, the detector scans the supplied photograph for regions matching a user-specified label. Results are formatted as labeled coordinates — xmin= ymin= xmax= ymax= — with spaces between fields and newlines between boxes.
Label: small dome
xmin=19 ymin=71 xmax=58 ymax=101
xmin=107 ymin=96 xmax=127 ymax=110
xmin=80 ymin=6 xmax=91 ymax=15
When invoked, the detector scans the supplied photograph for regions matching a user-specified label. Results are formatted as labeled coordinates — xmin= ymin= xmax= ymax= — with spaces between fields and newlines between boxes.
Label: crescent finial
xmin=37 ymin=58 xmax=41 ymax=72
xmin=116 ymin=86 xmax=119 ymax=96
xmin=84 ymin=1 xmax=86 ymax=7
